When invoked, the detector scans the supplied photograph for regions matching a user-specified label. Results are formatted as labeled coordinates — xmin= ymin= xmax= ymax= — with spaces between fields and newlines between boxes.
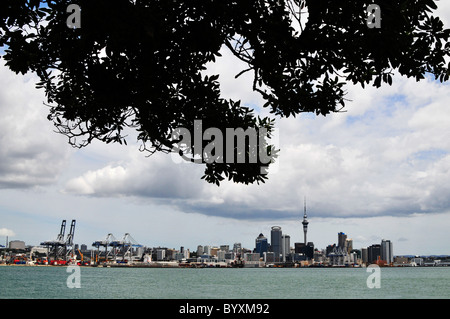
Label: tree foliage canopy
xmin=1 ymin=0 xmax=449 ymax=185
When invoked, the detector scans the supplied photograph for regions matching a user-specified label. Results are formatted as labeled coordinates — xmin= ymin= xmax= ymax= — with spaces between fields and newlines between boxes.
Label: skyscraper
xmin=255 ymin=233 xmax=268 ymax=257
xmin=361 ymin=247 xmax=368 ymax=264
xmin=302 ymin=197 xmax=309 ymax=244
xmin=368 ymin=244 xmax=381 ymax=263
xmin=345 ymin=238 xmax=353 ymax=254
xmin=338 ymin=232 xmax=347 ymax=250
xmin=233 ymin=243 xmax=242 ymax=255
xmin=282 ymin=234 xmax=290 ymax=262
xmin=271 ymin=226 xmax=282 ymax=262
xmin=381 ymin=239 xmax=393 ymax=264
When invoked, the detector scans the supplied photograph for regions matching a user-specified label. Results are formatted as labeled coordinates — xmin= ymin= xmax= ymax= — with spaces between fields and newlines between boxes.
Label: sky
xmin=1 ymin=2 xmax=450 ymax=256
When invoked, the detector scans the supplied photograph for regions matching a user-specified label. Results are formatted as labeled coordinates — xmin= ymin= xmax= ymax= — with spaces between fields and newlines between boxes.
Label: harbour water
xmin=0 ymin=266 xmax=449 ymax=299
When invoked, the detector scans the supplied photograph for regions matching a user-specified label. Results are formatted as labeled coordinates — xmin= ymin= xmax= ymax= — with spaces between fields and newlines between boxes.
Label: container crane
xmin=40 ymin=220 xmax=67 ymax=262
xmin=65 ymin=220 xmax=76 ymax=260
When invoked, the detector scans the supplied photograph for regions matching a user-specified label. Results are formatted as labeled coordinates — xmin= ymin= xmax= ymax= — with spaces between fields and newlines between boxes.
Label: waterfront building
xmin=224 ymin=252 xmax=235 ymax=260
xmin=313 ymin=250 xmax=324 ymax=263
xmin=338 ymin=232 xmax=347 ymax=251
xmin=244 ymin=253 xmax=263 ymax=267
xmin=8 ymin=240 xmax=25 ymax=250
xmin=198 ymin=255 xmax=218 ymax=265
xmin=271 ymin=226 xmax=282 ymax=262
xmin=291 ymin=253 xmax=307 ymax=262
xmin=368 ymin=244 xmax=381 ymax=264
xmin=411 ymin=257 xmax=424 ymax=266
xmin=345 ymin=238 xmax=353 ymax=254
xmin=361 ymin=247 xmax=368 ymax=264
xmin=174 ymin=252 xmax=185 ymax=261
xmin=197 ymin=245 xmax=204 ymax=256
xmin=264 ymin=251 xmax=275 ymax=263
xmin=203 ymin=245 xmax=211 ymax=255
xmin=210 ymin=247 xmax=220 ymax=256
xmin=220 ymin=245 xmax=229 ymax=252
xmin=394 ymin=256 xmax=409 ymax=265
xmin=136 ymin=246 xmax=145 ymax=258
xmin=156 ymin=249 xmax=166 ymax=261
xmin=282 ymin=234 xmax=290 ymax=262
xmin=255 ymin=233 xmax=268 ymax=257
xmin=326 ymin=244 xmax=336 ymax=257
xmin=381 ymin=239 xmax=393 ymax=264
xmin=178 ymin=248 xmax=190 ymax=260
xmin=233 ymin=243 xmax=242 ymax=254
xmin=217 ymin=250 xmax=226 ymax=261
xmin=350 ymin=252 xmax=358 ymax=265
xmin=295 ymin=242 xmax=314 ymax=260
xmin=244 ymin=253 xmax=261 ymax=262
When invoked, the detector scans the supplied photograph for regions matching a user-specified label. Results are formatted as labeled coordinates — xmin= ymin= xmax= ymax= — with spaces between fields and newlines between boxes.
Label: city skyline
xmin=1 ymin=3 xmax=450 ymax=257
xmin=0 ymin=216 xmax=431 ymax=260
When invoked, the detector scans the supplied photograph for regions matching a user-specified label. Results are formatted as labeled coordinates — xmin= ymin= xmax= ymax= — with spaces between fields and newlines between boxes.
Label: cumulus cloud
xmin=63 ymin=149 xmax=207 ymax=200
xmin=0 ymin=228 xmax=15 ymax=237
xmin=0 ymin=63 xmax=71 ymax=189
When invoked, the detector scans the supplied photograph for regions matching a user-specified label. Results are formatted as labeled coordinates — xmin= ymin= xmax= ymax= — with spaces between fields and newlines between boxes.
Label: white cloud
xmin=0 ymin=63 xmax=71 ymax=189
xmin=0 ymin=228 xmax=15 ymax=237
xmin=63 ymin=149 xmax=207 ymax=200
xmin=436 ymin=0 xmax=450 ymax=28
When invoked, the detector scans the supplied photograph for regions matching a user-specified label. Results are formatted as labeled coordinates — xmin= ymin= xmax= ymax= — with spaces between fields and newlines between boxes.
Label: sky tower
xmin=302 ymin=197 xmax=309 ymax=244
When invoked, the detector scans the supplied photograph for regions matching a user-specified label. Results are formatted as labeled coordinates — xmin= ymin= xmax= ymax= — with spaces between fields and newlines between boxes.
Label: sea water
xmin=0 ymin=266 xmax=449 ymax=299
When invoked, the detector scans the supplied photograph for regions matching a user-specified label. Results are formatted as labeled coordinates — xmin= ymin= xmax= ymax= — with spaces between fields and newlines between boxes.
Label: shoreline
xmin=1 ymin=263 xmax=447 ymax=268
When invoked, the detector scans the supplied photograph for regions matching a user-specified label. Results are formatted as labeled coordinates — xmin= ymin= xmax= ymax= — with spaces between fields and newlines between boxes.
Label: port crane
xmin=40 ymin=219 xmax=76 ymax=263
xmin=92 ymin=233 xmax=119 ymax=261
xmin=64 ymin=220 xmax=76 ymax=260
xmin=92 ymin=233 xmax=142 ymax=263
xmin=41 ymin=219 xmax=66 ymax=262
xmin=118 ymin=233 xmax=143 ymax=261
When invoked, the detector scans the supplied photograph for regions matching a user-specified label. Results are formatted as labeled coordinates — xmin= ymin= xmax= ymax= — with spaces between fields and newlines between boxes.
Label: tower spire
xmin=302 ymin=197 xmax=309 ymax=244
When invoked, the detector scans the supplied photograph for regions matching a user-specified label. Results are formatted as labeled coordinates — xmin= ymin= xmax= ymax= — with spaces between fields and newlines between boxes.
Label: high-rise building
xmin=217 ymin=250 xmax=226 ymax=261
xmin=255 ymin=233 xmax=268 ymax=257
xmin=361 ymin=247 xmax=368 ymax=264
xmin=156 ymin=249 xmax=166 ymax=261
xmin=295 ymin=242 xmax=314 ymax=259
xmin=326 ymin=244 xmax=336 ymax=257
xmin=381 ymin=239 xmax=393 ymax=264
xmin=271 ymin=226 xmax=282 ymax=262
xmin=368 ymin=244 xmax=381 ymax=263
xmin=220 ymin=245 xmax=229 ymax=252
xmin=282 ymin=234 xmax=290 ymax=262
xmin=345 ymin=238 xmax=353 ymax=254
xmin=338 ymin=232 xmax=347 ymax=250
xmin=203 ymin=245 xmax=211 ymax=255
